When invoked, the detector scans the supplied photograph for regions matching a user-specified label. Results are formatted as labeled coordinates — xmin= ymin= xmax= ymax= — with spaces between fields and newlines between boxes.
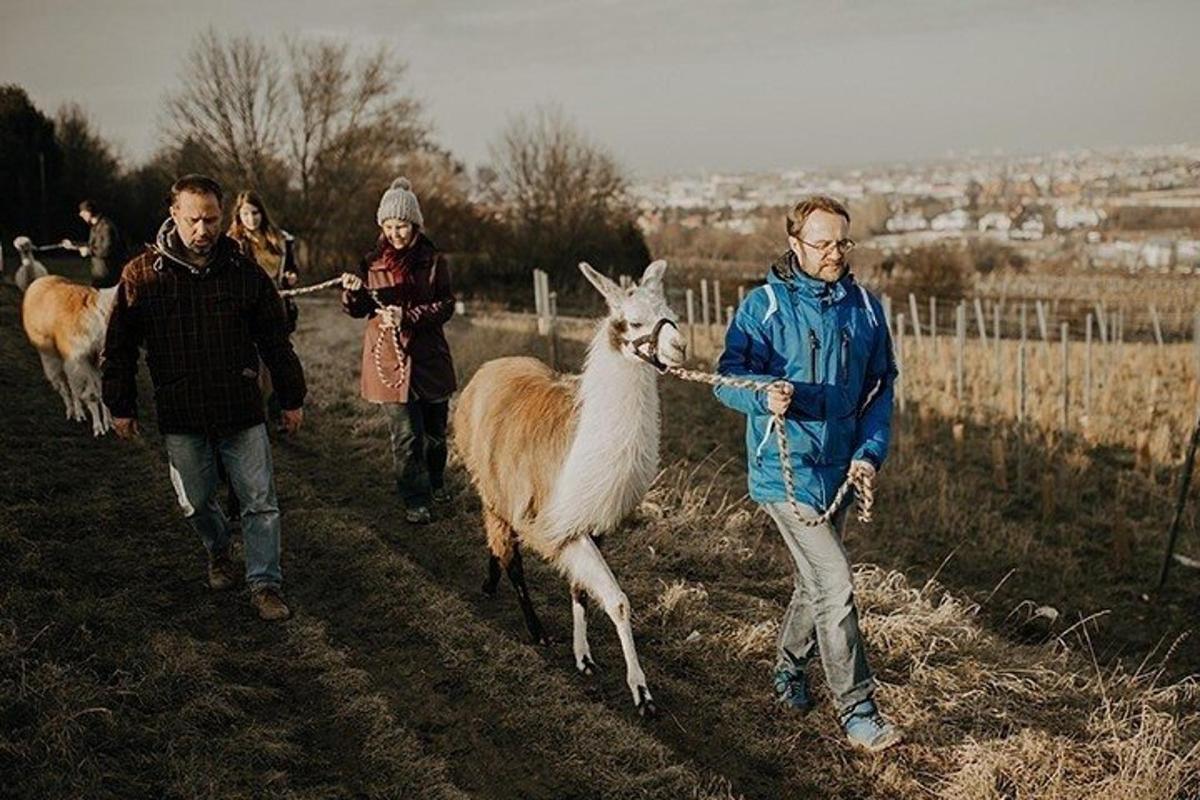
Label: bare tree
xmin=163 ymin=31 xmax=427 ymax=269
xmin=164 ymin=30 xmax=284 ymax=192
xmin=283 ymin=38 xmax=425 ymax=267
xmin=488 ymin=106 xmax=643 ymax=281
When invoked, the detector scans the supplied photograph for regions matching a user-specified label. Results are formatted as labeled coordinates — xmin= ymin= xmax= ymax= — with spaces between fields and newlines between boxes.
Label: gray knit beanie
xmin=376 ymin=177 xmax=424 ymax=227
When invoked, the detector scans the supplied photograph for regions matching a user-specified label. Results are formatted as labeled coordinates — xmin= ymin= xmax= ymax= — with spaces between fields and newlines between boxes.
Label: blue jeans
xmin=764 ymin=501 xmax=875 ymax=715
xmin=164 ymin=424 xmax=282 ymax=590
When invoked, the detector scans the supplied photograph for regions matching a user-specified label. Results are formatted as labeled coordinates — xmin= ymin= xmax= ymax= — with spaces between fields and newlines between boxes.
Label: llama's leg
xmin=63 ymin=356 xmax=96 ymax=426
xmin=572 ymin=586 xmax=597 ymax=675
xmin=506 ymin=545 xmax=550 ymax=646
xmin=482 ymin=507 xmax=512 ymax=596
xmin=481 ymin=553 xmax=502 ymax=596
xmin=37 ymin=351 xmax=75 ymax=419
xmin=559 ymin=535 xmax=655 ymax=715
xmin=67 ymin=356 xmax=107 ymax=436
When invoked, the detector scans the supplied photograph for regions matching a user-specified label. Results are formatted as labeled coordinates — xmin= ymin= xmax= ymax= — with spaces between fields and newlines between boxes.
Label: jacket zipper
xmin=840 ymin=328 xmax=851 ymax=384
xmin=809 ymin=329 xmax=821 ymax=382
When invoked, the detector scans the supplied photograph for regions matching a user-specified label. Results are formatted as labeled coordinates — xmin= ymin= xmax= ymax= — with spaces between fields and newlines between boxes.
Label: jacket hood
xmin=767 ymin=249 xmax=857 ymax=305
xmin=154 ymin=218 xmax=236 ymax=273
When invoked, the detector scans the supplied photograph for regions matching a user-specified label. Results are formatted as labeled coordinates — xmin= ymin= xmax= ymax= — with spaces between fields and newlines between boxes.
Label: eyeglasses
xmin=798 ymin=237 xmax=856 ymax=254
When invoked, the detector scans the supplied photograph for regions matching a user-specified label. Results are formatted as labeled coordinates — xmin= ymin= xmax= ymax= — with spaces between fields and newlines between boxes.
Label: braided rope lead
xmin=662 ymin=367 xmax=873 ymax=528
xmin=278 ymin=276 xmax=344 ymax=297
xmin=280 ymin=275 xmax=409 ymax=390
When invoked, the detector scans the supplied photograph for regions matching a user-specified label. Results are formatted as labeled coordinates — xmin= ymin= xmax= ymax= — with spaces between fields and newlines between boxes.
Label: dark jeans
xmin=385 ymin=399 xmax=448 ymax=509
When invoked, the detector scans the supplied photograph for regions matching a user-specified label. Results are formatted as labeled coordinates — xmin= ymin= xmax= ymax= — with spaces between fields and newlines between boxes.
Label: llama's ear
xmin=579 ymin=261 xmax=622 ymax=306
xmin=639 ymin=259 xmax=667 ymax=291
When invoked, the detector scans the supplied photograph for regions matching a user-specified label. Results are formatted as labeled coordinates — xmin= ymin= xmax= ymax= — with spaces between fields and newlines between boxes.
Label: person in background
xmin=227 ymin=190 xmax=300 ymax=334
xmin=65 ymin=200 xmax=125 ymax=288
xmin=228 ymin=190 xmax=301 ymax=426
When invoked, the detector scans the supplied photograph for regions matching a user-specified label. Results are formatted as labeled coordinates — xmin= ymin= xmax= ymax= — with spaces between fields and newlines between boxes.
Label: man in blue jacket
xmin=714 ymin=195 xmax=901 ymax=751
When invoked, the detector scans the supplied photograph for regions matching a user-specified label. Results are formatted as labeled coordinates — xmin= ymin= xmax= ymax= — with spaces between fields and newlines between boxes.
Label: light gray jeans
xmin=764 ymin=501 xmax=876 ymax=715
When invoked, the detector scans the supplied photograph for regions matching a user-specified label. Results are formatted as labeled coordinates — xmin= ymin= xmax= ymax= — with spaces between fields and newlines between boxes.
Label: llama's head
xmin=13 ymin=236 xmax=33 ymax=257
xmin=579 ymin=259 xmax=687 ymax=370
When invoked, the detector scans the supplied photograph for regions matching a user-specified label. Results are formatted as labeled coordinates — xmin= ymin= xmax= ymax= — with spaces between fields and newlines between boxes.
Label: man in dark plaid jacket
xmin=101 ymin=174 xmax=306 ymax=621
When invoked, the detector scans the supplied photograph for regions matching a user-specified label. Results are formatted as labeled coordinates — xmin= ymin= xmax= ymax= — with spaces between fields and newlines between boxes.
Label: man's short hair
xmin=786 ymin=195 xmax=851 ymax=238
xmin=79 ymin=199 xmax=98 ymax=214
xmin=170 ymin=174 xmax=223 ymax=206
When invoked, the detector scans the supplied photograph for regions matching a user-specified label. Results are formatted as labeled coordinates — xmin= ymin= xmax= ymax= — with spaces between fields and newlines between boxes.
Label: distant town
xmin=630 ymin=144 xmax=1200 ymax=274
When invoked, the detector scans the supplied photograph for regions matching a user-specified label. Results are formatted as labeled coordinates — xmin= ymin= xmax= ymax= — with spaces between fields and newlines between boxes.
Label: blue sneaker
xmin=841 ymin=699 xmax=902 ymax=752
xmin=772 ymin=667 xmax=814 ymax=713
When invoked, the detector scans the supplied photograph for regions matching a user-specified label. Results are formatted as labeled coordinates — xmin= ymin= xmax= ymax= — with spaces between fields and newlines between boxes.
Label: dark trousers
xmin=385 ymin=400 xmax=449 ymax=509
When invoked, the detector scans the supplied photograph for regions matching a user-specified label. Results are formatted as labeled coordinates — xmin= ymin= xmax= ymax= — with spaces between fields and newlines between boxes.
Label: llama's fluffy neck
xmin=545 ymin=319 xmax=661 ymax=539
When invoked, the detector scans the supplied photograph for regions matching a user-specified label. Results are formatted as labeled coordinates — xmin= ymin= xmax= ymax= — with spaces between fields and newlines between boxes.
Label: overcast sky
xmin=3 ymin=0 xmax=1197 ymax=177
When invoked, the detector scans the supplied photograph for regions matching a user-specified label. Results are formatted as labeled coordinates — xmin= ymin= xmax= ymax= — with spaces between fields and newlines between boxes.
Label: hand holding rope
xmin=282 ymin=273 xmax=410 ymax=390
xmin=660 ymin=366 xmax=874 ymax=528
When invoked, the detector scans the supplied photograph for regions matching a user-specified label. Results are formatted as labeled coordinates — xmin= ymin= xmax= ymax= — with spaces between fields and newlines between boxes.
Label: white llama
xmin=13 ymin=237 xmax=49 ymax=293
xmin=454 ymin=259 xmax=687 ymax=716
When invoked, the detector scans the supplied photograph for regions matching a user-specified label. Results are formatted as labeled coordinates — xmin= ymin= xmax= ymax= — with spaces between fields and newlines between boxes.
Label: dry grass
xmin=4 ymin=282 xmax=1199 ymax=799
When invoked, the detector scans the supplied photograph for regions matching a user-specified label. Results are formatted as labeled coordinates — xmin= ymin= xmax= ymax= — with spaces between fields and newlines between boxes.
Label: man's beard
xmin=814 ymin=259 xmax=846 ymax=282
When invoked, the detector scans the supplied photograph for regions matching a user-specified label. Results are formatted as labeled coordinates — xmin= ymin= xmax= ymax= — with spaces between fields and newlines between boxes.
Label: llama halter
xmin=661 ymin=366 xmax=875 ymax=528
xmin=629 ymin=317 xmax=680 ymax=371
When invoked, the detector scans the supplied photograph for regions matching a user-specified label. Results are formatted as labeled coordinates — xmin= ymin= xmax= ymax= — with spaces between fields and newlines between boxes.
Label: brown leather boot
xmin=250 ymin=587 xmax=291 ymax=621
xmin=207 ymin=552 xmax=238 ymax=591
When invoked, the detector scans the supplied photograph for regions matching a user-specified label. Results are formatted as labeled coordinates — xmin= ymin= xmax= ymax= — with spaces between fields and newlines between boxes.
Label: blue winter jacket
xmin=713 ymin=252 xmax=898 ymax=511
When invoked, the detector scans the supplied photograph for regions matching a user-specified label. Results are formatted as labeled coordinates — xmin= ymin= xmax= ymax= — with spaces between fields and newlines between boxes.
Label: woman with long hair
xmin=228 ymin=190 xmax=300 ymax=332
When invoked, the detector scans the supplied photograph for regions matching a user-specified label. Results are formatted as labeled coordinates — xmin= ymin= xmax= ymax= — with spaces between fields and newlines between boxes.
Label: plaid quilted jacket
xmin=101 ymin=222 xmax=306 ymax=436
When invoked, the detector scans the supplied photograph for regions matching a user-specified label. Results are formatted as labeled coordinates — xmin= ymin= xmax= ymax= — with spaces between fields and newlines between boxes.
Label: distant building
xmin=1054 ymin=206 xmax=1104 ymax=230
xmin=886 ymin=211 xmax=929 ymax=233
xmin=930 ymin=208 xmax=971 ymax=232
xmin=713 ymin=217 xmax=760 ymax=235
xmin=1009 ymin=216 xmax=1045 ymax=241
xmin=1141 ymin=240 xmax=1174 ymax=270
xmin=977 ymin=211 xmax=1012 ymax=233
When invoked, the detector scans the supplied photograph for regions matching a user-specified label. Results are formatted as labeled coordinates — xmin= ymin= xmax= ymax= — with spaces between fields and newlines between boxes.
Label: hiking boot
xmin=250 ymin=587 xmax=292 ymax=621
xmin=773 ymin=666 xmax=815 ymax=713
xmin=841 ymin=699 xmax=902 ymax=752
xmin=207 ymin=552 xmax=238 ymax=591
xmin=405 ymin=506 xmax=432 ymax=524
xmin=431 ymin=487 xmax=453 ymax=505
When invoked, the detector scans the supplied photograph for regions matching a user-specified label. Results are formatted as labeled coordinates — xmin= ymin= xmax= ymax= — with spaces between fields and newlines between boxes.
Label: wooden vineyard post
xmin=930 ymin=295 xmax=938 ymax=359
xmin=909 ymin=293 xmax=923 ymax=353
xmin=1085 ymin=313 xmax=1093 ymax=420
xmin=1150 ymin=305 xmax=1164 ymax=348
xmin=686 ymin=288 xmax=696 ymax=357
xmin=955 ymin=301 xmax=966 ymax=414
xmin=1017 ymin=340 xmax=1027 ymax=494
xmin=548 ymin=290 xmax=559 ymax=369
xmin=713 ymin=280 xmax=723 ymax=330
xmin=1158 ymin=410 xmax=1200 ymax=590
xmin=895 ymin=313 xmax=907 ymax=414
xmin=1061 ymin=321 xmax=1070 ymax=434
